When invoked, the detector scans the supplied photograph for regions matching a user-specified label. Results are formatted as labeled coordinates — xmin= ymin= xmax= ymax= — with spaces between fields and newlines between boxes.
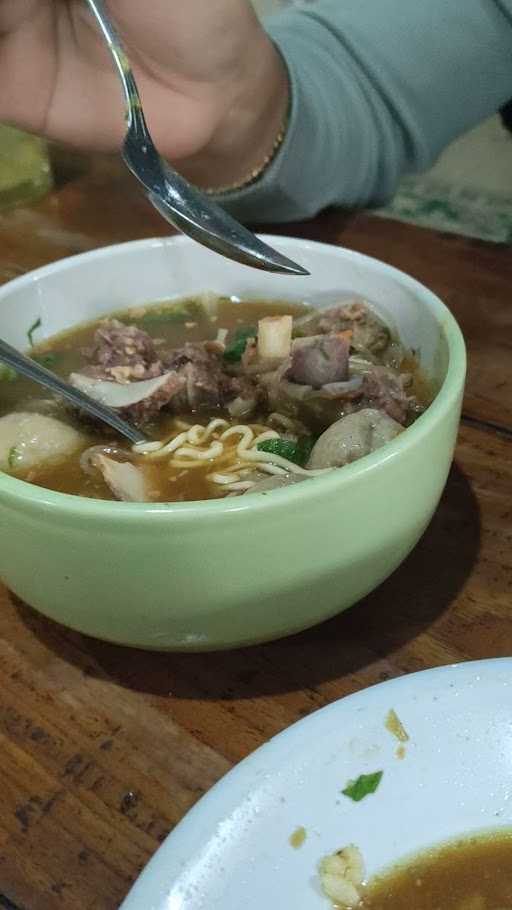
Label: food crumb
xmin=290 ymin=826 xmax=307 ymax=849
xmin=385 ymin=708 xmax=409 ymax=743
xmin=185 ymin=321 xmax=197 ymax=329
xmin=396 ymin=745 xmax=406 ymax=760
xmin=319 ymin=844 xmax=365 ymax=908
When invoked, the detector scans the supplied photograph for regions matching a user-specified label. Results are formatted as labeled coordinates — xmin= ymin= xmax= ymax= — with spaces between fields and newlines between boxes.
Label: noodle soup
xmin=0 ymin=295 xmax=431 ymax=502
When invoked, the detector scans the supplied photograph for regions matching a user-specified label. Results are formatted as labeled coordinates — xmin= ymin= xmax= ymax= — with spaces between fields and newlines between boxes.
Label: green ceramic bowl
xmin=0 ymin=236 xmax=466 ymax=650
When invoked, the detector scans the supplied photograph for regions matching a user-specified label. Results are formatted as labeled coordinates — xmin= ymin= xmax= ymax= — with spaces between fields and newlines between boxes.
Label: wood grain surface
xmin=0 ymin=152 xmax=510 ymax=909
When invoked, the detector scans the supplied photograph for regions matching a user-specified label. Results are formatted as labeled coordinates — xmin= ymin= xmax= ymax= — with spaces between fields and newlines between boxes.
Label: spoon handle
xmin=0 ymin=338 xmax=146 ymax=445
xmin=85 ymin=0 xmax=142 ymax=128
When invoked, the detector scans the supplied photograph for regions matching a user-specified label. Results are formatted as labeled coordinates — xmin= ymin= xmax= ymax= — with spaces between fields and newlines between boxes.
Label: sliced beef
xmin=294 ymin=301 xmax=390 ymax=354
xmin=70 ymin=370 xmax=186 ymax=426
xmin=86 ymin=319 xmax=163 ymax=381
xmin=227 ymin=374 xmax=262 ymax=418
xmin=257 ymin=369 xmax=362 ymax=434
xmin=126 ymin=374 xmax=185 ymax=424
xmin=288 ymin=335 xmax=349 ymax=388
xmin=83 ymin=318 xmax=255 ymax=420
xmin=80 ymin=319 xmax=264 ymax=423
xmin=344 ymin=302 xmax=390 ymax=354
xmin=360 ymin=366 xmax=412 ymax=425
xmin=163 ymin=342 xmax=237 ymax=413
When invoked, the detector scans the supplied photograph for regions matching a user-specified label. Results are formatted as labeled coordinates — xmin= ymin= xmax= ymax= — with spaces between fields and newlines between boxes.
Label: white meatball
xmin=0 ymin=412 xmax=85 ymax=474
xmin=308 ymin=408 xmax=403 ymax=470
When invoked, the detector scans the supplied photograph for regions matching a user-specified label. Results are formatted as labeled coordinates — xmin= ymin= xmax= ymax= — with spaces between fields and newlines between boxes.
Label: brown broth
xmin=2 ymin=296 xmax=432 ymax=502
xmin=3 ymin=298 xmax=307 ymax=501
xmin=361 ymin=831 xmax=512 ymax=910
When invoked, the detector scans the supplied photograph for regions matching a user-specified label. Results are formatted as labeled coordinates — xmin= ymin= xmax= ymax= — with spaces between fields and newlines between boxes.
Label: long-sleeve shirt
xmin=218 ymin=0 xmax=512 ymax=222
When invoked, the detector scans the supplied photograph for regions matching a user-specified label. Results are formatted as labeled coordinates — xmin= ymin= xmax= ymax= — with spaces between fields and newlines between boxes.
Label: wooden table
xmin=0 ymin=153 xmax=511 ymax=910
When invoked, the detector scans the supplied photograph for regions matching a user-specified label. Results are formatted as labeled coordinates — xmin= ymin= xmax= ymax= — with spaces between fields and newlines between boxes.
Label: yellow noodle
xmin=208 ymin=472 xmax=242 ymax=484
xmin=224 ymin=480 xmax=256 ymax=492
xmin=173 ymin=442 xmax=224 ymax=460
xmin=187 ymin=419 xmax=229 ymax=445
xmin=132 ymin=416 xmax=331 ymax=492
xmin=134 ymin=430 xmax=189 ymax=459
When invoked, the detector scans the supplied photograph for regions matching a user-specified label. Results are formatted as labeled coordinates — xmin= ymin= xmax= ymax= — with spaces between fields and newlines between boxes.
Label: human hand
xmin=0 ymin=0 xmax=288 ymax=187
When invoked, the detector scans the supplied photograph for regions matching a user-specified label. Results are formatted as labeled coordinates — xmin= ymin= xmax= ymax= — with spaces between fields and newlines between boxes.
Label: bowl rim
xmin=0 ymin=234 xmax=466 ymax=520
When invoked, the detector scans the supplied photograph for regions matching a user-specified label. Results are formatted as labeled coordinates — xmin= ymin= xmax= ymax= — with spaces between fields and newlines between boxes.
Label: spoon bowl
xmin=85 ymin=0 xmax=309 ymax=277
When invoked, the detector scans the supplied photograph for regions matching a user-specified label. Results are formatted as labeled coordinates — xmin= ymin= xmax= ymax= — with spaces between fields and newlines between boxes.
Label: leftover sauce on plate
xmin=320 ymin=831 xmax=512 ymax=909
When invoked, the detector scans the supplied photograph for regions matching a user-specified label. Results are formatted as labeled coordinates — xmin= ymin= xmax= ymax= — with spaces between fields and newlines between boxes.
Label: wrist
xmin=177 ymin=29 xmax=289 ymax=191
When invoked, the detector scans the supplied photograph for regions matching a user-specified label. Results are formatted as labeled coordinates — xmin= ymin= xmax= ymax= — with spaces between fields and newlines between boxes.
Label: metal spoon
xmin=0 ymin=339 xmax=146 ymax=445
xmin=85 ymin=0 xmax=309 ymax=277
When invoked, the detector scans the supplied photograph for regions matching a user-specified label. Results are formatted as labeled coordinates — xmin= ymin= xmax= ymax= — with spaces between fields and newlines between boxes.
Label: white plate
xmin=121 ymin=659 xmax=512 ymax=909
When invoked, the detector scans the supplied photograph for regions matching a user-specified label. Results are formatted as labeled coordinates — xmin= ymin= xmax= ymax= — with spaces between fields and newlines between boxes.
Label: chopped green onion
xmin=0 ymin=363 xmax=17 ymax=382
xmin=27 ymin=317 xmax=42 ymax=347
xmin=257 ymin=436 xmax=315 ymax=467
xmin=223 ymin=326 xmax=257 ymax=363
xmin=342 ymin=771 xmax=383 ymax=802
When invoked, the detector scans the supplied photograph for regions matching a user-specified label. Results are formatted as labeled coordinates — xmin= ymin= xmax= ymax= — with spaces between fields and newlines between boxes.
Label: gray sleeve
xmin=214 ymin=0 xmax=512 ymax=223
